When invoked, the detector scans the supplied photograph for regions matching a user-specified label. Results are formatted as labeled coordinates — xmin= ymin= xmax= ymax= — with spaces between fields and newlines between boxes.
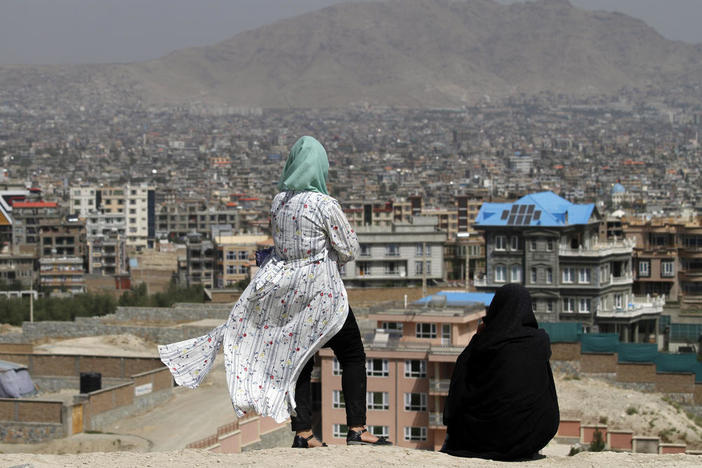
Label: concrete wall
xmin=0 ymin=353 xmax=163 ymax=379
xmin=616 ymin=362 xmax=657 ymax=383
xmin=695 ymin=383 xmax=702 ymax=405
xmin=557 ymin=419 xmax=580 ymax=438
xmin=0 ymin=343 xmax=33 ymax=353
xmin=607 ymin=430 xmax=633 ymax=451
xmin=580 ymin=353 xmax=617 ymax=373
xmin=0 ymin=399 xmax=65 ymax=443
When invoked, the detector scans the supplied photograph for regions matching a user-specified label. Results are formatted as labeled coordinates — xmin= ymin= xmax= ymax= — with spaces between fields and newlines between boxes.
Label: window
xmin=546 ymin=268 xmax=553 ymax=284
xmin=368 ymin=426 xmax=389 ymax=438
xmin=384 ymin=262 xmax=399 ymax=275
xmin=510 ymin=264 xmax=521 ymax=283
xmin=226 ymin=265 xmax=236 ymax=275
xmin=547 ymin=299 xmax=554 ymax=313
xmin=366 ymin=391 xmax=389 ymax=410
xmin=332 ymin=390 xmax=345 ymax=408
xmin=238 ymin=251 xmax=248 ymax=260
xmin=404 ymin=427 xmax=427 ymax=441
xmin=600 ymin=264 xmax=609 ymax=283
xmin=239 ymin=265 xmax=248 ymax=274
xmin=366 ymin=359 xmax=389 ymax=377
xmin=385 ymin=244 xmax=399 ymax=256
xmin=495 ymin=264 xmax=506 ymax=283
xmin=441 ymin=323 xmax=451 ymax=344
xmin=415 ymin=261 xmax=423 ymax=275
xmin=579 ymin=298 xmax=591 ymax=314
xmin=332 ymin=358 xmax=342 ymax=376
xmin=415 ymin=323 xmax=437 ymax=339
xmin=563 ymin=298 xmax=575 ymax=313
xmin=381 ymin=322 xmax=403 ymax=332
xmin=546 ymin=239 xmax=553 ymax=251
xmin=129 ymin=208 xmax=136 ymax=214
xmin=638 ymin=260 xmax=650 ymax=277
xmin=530 ymin=239 xmax=537 ymax=251
xmin=333 ymin=424 xmax=349 ymax=438
xmin=416 ymin=243 xmax=431 ymax=256
xmin=359 ymin=244 xmax=370 ymax=257
xmin=226 ymin=251 xmax=236 ymax=260
xmin=614 ymin=294 xmax=623 ymax=309
xmin=404 ymin=393 xmax=428 ymax=412
xmin=495 ymin=235 xmax=506 ymax=251
xmin=661 ymin=260 xmax=674 ymax=278
xmin=562 ymin=267 xmax=574 ymax=283
xmin=531 ymin=268 xmax=537 ymax=283
xmin=578 ymin=268 xmax=591 ymax=283
xmin=511 ymin=236 xmax=519 ymax=251
xmin=404 ymin=360 xmax=427 ymax=378
xmin=358 ymin=262 xmax=370 ymax=276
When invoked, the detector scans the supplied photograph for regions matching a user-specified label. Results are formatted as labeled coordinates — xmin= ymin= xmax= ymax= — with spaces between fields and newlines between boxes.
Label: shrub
xmin=589 ymin=429 xmax=605 ymax=452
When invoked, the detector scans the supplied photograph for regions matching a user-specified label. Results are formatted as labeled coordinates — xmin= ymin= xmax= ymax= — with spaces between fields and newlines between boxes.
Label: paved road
xmin=106 ymin=358 xmax=241 ymax=451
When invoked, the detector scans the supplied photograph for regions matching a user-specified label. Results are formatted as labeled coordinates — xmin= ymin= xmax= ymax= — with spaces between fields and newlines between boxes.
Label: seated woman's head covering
xmin=442 ymin=283 xmax=559 ymax=461
xmin=278 ymin=136 xmax=329 ymax=195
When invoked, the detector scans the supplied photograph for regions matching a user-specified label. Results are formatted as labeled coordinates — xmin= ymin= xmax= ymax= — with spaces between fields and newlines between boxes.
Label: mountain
xmin=4 ymin=0 xmax=702 ymax=108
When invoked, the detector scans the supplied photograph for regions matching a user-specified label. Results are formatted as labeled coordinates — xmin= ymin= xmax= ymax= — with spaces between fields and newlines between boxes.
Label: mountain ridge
xmin=2 ymin=0 xmax=701 ymax=108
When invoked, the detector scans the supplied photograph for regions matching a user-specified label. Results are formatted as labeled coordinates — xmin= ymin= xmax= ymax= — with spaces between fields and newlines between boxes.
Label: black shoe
xmin=346 ymin=428 xmax=392 ymax=446
xmin=292 ymin=433 xmax=328 ymax=448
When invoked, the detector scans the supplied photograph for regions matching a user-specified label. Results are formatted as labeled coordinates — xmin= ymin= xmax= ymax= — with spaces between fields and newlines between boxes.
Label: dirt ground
xmin=0 ymin=447 xmax=700 ymax=468
xmin=33 ymin=334 xmax=160 ymax=357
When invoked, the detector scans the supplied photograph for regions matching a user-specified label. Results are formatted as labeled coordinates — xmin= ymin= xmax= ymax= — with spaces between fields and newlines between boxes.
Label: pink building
xmin=319 ymin=294 xmax=489 ymax=449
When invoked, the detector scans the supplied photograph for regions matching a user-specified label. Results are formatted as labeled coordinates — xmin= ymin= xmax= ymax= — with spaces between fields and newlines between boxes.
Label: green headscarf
xmin=277 ymin=136 xmax=329 ymax=195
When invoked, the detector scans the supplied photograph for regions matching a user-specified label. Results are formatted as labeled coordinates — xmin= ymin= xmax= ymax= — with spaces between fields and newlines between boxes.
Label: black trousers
xmin=291 ymin=308 xmax=366 ymax=431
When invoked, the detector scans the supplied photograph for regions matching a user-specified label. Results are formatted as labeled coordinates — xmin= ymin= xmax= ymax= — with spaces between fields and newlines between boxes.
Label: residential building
xmin=39 ymin=256 xmax=85 ymax=295
xmin=155 ymin=201 xmax=240 ymax=241
xmin=342 ymin=216 xmax=447 ymax=287
xmin=623 ymin=216 xmax=702 ymax=310
xmin=0 ymin=253 xmax=36 ymax=288
xmin=319 ymin=292 xmax=491 ymax=449
xmin=10 ymin=201 xmax=59 ymax=252
xmin=183 ymin=233 xmax=215 ymax=288
xmin=214 ymin=234 xmax=270 ymax=288
xmin=474 ymin=191 xmax=663 ymax=342
xmin=69 ymin=184 xmax=155 ymax=250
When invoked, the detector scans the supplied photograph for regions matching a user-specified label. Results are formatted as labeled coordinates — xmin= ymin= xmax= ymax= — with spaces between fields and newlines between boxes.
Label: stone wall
xmin=654 ymin=372 xmax=695 ymax=394
xmin=0 ymin=353 xmax=163 ymax=379
xmin=551 ymin=342 xmax=580 ymax=361
xmin=0 ymin=422 xmax=64 ymax=443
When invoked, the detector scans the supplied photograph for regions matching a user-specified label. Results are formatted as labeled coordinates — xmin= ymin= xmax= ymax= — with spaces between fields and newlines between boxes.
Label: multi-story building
xmin=214 ymin=234 xmax=270 ymax=288
xmin=184 ymin=233 xmax=215 ymax=288
xmin=341 ymin=216 xmax=447 ymax=287
xmin=319 ymin=292 xmax=491 ymax=449
xmin=0 ymin=253 xmax=36 ymax=288
xmin=474 ymin=191 xmax=663 ymax=342
xmin=69 ymin=184 xmax=155 ymax=250
xmin=10 ymin=201 xmax=60 ymax=252
xmin=85 ymin=212 xmax=127 ymax=275
xmin=155 ymin=201 xmax=240 ymax=241
xmin=343 ymin=200 xmax=412 ymax=228
xmin=623 ymin=217 xmax=702 ymax=310
xmin=39 ymin=256 xmax=85 ymax=295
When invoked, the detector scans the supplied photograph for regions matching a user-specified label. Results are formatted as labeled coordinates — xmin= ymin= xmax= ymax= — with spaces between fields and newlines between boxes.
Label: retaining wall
xmin=616 ymin=362 xmax=657 ymax=384
xmin=580 ymin=353 xmax=618 ymax=373
xmin=188 ymin=413 xmax=290 ymax=454
xmin=0 ymin=353 xmax=163 ymax=379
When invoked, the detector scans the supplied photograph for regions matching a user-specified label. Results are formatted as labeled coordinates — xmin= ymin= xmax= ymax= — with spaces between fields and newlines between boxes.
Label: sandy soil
xmin=0 ymin=447 xmax=700 ymax=468
xmin=33 ymin=334 xmax=160 ymax=357
xmin=554 ymin=373 xmax=702 ymax=448
xmin=0 ymin=323 xmax=21 ymax=335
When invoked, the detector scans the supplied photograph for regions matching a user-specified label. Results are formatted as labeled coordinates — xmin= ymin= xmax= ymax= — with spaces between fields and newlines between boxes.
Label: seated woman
xmin=441 ymin=283 xmax=559 ymax=461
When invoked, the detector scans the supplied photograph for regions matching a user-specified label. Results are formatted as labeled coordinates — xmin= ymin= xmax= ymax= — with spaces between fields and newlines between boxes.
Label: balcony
xmin=559 ymin=239 xmax=635 ymax=257
xmin=474 ymin=276 xmax=487 ymax=287
xmin=429 ymin=412 xmax=445 ymax=429
xmin=597 ymin=296 xmax=665 ymax=319
xmin=428 ymin=379 xmax=450 ymax=396
xmin=611 ymin=273 xmax=634 ymax=285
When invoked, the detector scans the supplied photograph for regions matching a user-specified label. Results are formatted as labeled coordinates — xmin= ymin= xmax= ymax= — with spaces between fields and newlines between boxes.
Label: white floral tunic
xmin=159 ymin=191 xmax=359 ymax=423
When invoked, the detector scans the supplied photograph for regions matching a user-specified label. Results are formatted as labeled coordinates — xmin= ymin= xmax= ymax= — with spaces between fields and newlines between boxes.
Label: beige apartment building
xmin=319 ymin=294 xmax=489 ymax=449
xmin=215 ymin=234 xmax=270 ymax=288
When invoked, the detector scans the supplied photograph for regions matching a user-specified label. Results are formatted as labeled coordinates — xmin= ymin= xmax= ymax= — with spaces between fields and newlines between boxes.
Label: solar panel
xmin=501 ymin=210 xmax=509 ymax=220
xmin=527 ymin=205 xmax=535 ymax=214
xmin=533 ymin=210 xmax=541 ymax=220
xmin=507 ymin=215 xmax=516 ymax=224
xmin=524 ymin=214 xmax=533 ymax=225
xmin=519 ymin=204 xmax=527 ymax=214
xmin=511 ymin=205 xmax=519 ymax=214
xmin=515 ymin=215 xmax=524 ymax=225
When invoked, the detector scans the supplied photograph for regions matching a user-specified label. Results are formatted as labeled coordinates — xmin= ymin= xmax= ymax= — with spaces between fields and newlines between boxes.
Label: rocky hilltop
xmin=2 ymin=0 xmax=702 ymax=109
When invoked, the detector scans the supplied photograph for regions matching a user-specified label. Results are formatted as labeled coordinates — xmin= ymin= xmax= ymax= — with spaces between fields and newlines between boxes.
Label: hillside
xmin=2 ymin=0 xmax=702 ymax=108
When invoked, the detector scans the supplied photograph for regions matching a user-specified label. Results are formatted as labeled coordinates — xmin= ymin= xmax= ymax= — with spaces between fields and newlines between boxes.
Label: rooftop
xmin=475 ymin=191 xmax=595 ymax=227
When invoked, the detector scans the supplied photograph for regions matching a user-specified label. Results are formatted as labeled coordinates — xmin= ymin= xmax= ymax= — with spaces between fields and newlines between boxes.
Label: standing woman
xmin=441 ymin=283 xmax=559 ymax=460
xmin=159 ymin=136 xmax=388 ymax=448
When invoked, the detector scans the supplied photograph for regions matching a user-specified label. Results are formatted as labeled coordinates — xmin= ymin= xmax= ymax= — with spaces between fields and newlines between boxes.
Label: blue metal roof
xmin=474 ymin=191 xmax=595 ymax=227
xmin=415 ymin=291 xmax=494 ymax=307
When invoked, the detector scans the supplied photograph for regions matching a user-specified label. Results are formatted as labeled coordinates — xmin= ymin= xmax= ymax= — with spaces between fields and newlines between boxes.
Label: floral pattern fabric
xmin=159 ymin=191 xmax=359 ymax=423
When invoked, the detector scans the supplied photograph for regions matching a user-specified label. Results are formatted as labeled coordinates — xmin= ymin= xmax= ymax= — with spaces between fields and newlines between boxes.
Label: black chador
xmin=442 ymin=284 xmax=560 ymax=461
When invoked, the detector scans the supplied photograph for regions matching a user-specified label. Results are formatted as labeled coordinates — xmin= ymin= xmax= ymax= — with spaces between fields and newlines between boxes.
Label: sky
xmin=0 ymin=0 xmax=701 ymax=65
